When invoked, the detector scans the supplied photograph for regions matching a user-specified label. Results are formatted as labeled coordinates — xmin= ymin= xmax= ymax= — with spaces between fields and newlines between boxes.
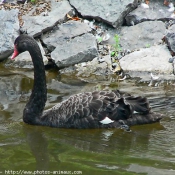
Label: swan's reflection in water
xmin=22 ymin=120 xmax=169 ymax=175
xmin=23 ymin=126 xmax=49 ymax=171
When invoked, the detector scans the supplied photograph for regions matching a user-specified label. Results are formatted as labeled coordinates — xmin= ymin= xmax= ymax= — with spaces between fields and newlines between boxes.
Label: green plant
xmin=97 ymin=37 xmax=103 ymax=43
xmin=111 ymin=34 xmax=122 ymax=57
xmin=31 ymin=0 xmax=37 ymax=3
xmin=145 ymin=43 xmax=151 ymax=48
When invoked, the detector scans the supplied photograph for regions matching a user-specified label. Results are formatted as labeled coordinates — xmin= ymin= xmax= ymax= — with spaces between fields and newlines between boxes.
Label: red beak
xmin=11 ymin=45 xmax=19 ymax=60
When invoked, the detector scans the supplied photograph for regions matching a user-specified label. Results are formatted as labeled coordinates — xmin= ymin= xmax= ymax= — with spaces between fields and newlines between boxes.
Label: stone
xmin=165 ymin=24 xmax=175 ymax=55
xmin=69 ymin=0 xmax=138 ymax=28
xmin=0 ymin=9 xmax=19 ymax=61
xmin=51 ymin=33 xmax=98 ymax=68
xmin=1 ymin=0 xmax=16 ymax=3
xmin=125 ymin=1 xmax=175 ymax=26
xmin=120 ymin=21 xmax=166 ymax=51
xmin=119 ymin=45 xmax=173 ymax=74
xmin=21 ymin=0 xmax=74 ymax=37
xmin=75 ymin=55 xmax=113 ymax=77
xmin=42 ymin=20 xmax=92 ymax=49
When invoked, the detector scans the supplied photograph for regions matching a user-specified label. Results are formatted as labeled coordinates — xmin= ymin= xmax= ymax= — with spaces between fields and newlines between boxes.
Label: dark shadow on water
xmin=22 ymin=121 xmax=165 ymax=173
xmin=23 ymin=125 xmax=50 ymax=171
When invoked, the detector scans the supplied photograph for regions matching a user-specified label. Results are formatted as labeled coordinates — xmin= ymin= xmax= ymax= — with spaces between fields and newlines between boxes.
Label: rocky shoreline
xmin=1 ymin=0 xmax=175 ymax=84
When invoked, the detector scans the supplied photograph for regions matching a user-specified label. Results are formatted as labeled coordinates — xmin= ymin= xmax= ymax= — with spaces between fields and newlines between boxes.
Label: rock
xmin=51 ymin=33 xmax=98 ymax=69
xmin=9 ymin=40 xmax=48 ymax=68
xmin=169 ymin=56 xmax=175 ymax=63
xmin=17 ymin=0 xmax=26 ymax=4
xmin=125 ymin=1 xmax=175 ymax=26
xmin=21 ymin=0 xmax=74 ymax=37
xmin=119 ymin=45 xmax=173 ymax=74
xmin=165 ymin=24 xmax=175 ymax=55
xmin=75 ymin=55 xmax=113 ymax=77
xmin=120 ymin=21 xmax=166 ymax=51
xmin=69 ymin=0 xmax=138 ymax=28
xmin=1 ymin=0 xmax=16 ymax=3
xmin=0 ymin=0 xmax=174 ymax=81
xmin=60 ymin=53 xmax=122 ymax=78
xmin=42 ymin=20 xmax=92 ymax=50
xmin=0 ymin=9 xmax=19 ymax=61
xmin=165 ymin=32 xmax=175 ymax=56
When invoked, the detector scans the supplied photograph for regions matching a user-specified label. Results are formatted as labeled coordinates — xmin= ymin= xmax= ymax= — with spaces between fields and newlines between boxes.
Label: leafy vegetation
xmin=31 ymin=0 xmax=37 ymax=4
xmin=97 ymin=37 xmax=103 ymax=43
xmin=110 ymin=34 xmax=122 ymax=58
xmin=145 ymin=43 xmax=151 ymax=48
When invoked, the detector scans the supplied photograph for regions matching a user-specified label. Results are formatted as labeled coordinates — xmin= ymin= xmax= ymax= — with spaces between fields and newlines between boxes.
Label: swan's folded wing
xmin=41 ymin=90 xmax=161 ymax=129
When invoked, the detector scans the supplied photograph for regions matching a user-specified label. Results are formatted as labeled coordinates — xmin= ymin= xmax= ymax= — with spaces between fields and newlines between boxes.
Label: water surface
xmin=0 ymin=62 xmax=175 ymax=175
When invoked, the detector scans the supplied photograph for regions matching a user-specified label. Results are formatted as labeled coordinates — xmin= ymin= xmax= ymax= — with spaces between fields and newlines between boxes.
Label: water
xmin=0 ymin=62 xmax=175 ymax=175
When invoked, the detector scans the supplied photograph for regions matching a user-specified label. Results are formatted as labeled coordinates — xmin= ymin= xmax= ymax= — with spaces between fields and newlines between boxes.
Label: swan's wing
xmin=41 ymin=90 xmax=151 ymax=128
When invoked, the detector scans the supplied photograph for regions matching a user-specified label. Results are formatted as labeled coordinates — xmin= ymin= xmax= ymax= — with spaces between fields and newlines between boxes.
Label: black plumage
xmin=11 ymin=35 xmax=164 ymax=129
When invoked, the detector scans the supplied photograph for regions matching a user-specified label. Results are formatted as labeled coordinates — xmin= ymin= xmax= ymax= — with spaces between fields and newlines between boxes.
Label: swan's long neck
xmin=23 ymin=41 xmax=47 ymax=125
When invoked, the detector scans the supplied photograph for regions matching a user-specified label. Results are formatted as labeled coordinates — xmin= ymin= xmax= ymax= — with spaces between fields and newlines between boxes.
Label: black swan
xmin=11 ymin=35 xmax=164 ymax=129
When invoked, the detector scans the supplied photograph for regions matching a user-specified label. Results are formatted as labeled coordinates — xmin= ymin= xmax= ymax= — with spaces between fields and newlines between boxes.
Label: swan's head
xmin=11 ymin=34 xmax=34 ymax=60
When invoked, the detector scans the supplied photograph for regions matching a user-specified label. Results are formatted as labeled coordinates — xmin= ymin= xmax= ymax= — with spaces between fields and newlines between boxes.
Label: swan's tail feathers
xmin=126 ymin=112 xmax=164 ymax=126
xmin=113 ymin=90 xmax=151 ymax=115
xmin=125 ymin=96 xmax=151 ymax=114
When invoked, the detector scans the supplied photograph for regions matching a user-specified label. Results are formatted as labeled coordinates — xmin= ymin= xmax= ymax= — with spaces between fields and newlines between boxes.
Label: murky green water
xmin=1 ymin=62 xmax=175 ymax=175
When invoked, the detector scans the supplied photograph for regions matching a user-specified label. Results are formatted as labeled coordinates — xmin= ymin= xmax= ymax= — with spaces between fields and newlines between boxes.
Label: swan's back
xmin=39 ymin=90 xmax=162 ymax=129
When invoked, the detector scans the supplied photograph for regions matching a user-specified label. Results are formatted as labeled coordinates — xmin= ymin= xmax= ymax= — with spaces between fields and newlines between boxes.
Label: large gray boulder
xmin=120 ymin=21 xmax=166 ymax=51
xmin=42 ymin=20 xmax=91 ymax=50
xmin=21 ymin=0 xmax=74 ymax=37
xmin=120 ymin=45 xmax=173 ymax=74
xmin=69 ymin=0 xmax=138 ymax=28
xmin=51 ymin=33 xmax=98 ymax=69
xmin=0 ymin=9 xmax=19 ymax=61
xmin=125 ymin=0 xmax=175 ymax=26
